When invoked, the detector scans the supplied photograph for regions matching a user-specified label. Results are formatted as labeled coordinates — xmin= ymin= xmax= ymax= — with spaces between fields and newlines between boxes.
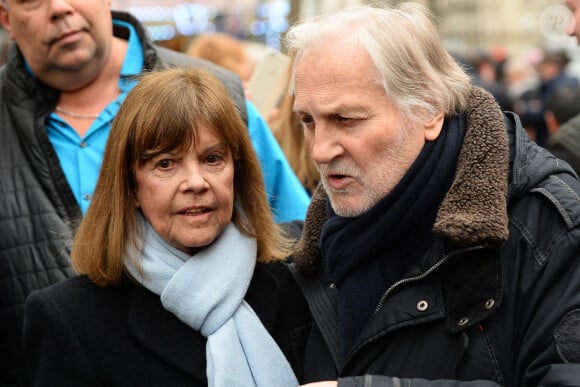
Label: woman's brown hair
xmin=72 ymin=67 xmax=292 ymax=286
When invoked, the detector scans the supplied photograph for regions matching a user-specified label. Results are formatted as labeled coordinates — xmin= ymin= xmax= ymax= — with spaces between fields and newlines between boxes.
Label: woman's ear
xmin=424 ymin=112 xmax=445 ymax=142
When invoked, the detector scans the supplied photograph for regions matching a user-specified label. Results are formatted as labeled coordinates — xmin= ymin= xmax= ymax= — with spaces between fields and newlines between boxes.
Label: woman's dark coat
xmin=24 ymin=261 xmax=311 ymax=386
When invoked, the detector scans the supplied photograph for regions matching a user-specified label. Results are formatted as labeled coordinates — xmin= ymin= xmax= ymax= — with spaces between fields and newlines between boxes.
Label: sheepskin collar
xmin=293 ymin=86 xmax=509 ymax=273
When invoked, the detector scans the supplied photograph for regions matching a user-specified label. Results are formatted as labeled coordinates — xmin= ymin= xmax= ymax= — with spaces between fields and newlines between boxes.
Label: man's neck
xmin=56 ymin=37 xmax=128 ymax=137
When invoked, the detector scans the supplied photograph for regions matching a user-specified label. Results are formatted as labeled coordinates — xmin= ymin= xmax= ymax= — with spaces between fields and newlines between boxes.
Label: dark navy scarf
xmin=321 ymin=115 xmax=466 ymax=359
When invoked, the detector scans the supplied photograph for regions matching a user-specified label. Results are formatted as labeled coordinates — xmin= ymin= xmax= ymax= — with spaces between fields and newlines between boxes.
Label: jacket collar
xmin=110 ymin=10 xmax=158 ymax=72
xmin=294 ymin=86 xmax=510 ymax=274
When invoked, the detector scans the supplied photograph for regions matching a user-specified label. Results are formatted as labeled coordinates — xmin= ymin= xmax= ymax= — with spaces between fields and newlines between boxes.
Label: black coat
xmin=0 ymin=11 xmax=247 ymax=385
xmin=291 ymin=87 xmax=580 ymax=386
xmin=24 ymin=261 xmax=311 ymax=386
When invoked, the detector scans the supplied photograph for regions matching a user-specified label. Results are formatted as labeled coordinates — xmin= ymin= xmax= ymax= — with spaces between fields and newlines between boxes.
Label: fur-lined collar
xmin=293 ymin=86 xmax=509 ymax=273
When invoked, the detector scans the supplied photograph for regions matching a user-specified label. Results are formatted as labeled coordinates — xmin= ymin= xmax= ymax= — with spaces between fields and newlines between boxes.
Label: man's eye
xmin=299 ymin=114 xmax=314 ymax=126
xmin=333 ymin=114 xmax=351 ymax=123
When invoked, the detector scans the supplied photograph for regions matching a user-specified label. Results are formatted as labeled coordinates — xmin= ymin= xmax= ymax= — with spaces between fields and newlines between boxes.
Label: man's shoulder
xmin=154 ymin=46 xmax=204 ymax=68
xmin=532 ymin=171 xmax=580 ymax=223
xmin=154 ymin=46 xmax=239 ymax=82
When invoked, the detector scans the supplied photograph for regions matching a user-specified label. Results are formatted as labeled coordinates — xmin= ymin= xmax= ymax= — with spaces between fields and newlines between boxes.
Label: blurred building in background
xmin=110 ymin=0 xmax=295 ymax=52
xmin=1 ymin=1 xmax=577 ymax=75
xmin=108 ymin=0 xmax=574 ymax=55
xmin=419 ymin=0 xmax=570 ymax=54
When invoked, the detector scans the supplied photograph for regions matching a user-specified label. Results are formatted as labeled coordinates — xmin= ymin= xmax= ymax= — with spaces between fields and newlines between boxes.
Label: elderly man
xmin=287 ymin=3 xmax=580 ymax=386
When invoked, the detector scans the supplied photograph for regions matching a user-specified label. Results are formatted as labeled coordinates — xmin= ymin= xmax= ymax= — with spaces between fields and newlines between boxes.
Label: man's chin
xmin=55 ymin=53 xmax=94 ymax=71
xmin=328 ymin=195 xmax=367 ymax=218
xmin=50 ymin=42 xmax=99 ymax=69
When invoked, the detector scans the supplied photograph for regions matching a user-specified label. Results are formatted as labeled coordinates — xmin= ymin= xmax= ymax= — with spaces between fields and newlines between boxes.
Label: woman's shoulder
xmin=28 ymin=275 xmax=96 ymax=299
xmin=25 ymin=275 xmax=134 ymax=316
xmin=30 ymin=275 xmax=127 ymax=296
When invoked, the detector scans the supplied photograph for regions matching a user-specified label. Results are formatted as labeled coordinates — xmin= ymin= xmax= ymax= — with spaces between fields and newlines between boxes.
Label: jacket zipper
xmin=373 ymin=245 xmax=486 ymax=315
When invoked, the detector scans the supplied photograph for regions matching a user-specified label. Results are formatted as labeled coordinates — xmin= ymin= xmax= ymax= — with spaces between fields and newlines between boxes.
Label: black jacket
xmin=291 ymin=87 xmax=580 ymax=386
xmin=0 ymin=11 xmax=246 ymax=385
xmin=24 ymin=261 xmax=311 ymax=386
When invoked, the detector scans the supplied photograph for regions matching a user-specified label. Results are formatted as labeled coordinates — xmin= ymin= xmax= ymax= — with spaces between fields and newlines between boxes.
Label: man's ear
xmin=0 ymin=4 xmax=13 ymax=39
xmin=424 ymin=112 xmax=445 ymax=141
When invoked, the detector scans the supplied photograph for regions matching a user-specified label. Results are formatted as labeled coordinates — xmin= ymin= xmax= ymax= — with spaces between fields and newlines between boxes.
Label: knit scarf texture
xmin=321 ymin=115 xmax=466 ymax=358
xmin=124 ymin=216 xmax=298 ymax=387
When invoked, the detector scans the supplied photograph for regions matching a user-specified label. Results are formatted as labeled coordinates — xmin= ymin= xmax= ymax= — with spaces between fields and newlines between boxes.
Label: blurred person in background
xmin=286 ymin=2 xmax=580 ymax=386
xmin=544 ymin=84 xmax=580 ymax=174
xmin=517 ymin=49 xmax=579 ymax=147
xmin=186 ymin=32 xmax=311 ymax=219
xmin=186 ymin=33 xmax=255 ymax=83
xmin=0 ymin=0 xmax=307 ymax=384
xmin=503 ymin=51 xmax=541 ymax=139
xmin=548 ymin=112 xmax=580 ymax=176
xmin=544 ymin=83 xmax=580 ymax=138
xmin=471 ymin=52 xmax=510 ymax=111
xmin=190 ymin=36 xmax=320 ymax=196
xmin=546 ymin=0 xmax=580 ymax=176
xmin=269 ymin=64 xmax=320 ymax=195
xmin=24 ymin=67 xmax=310 ymax=387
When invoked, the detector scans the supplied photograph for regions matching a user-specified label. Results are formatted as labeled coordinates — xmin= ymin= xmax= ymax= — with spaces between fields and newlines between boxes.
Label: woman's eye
xmin=156 ymin=159 xmax=174 ymax=169
xmin=206 ymin=154 xmax=223 ymax=164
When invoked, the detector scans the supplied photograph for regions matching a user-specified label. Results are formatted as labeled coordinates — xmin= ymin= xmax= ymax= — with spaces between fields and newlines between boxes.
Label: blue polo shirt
xmin=245 ymin=100 xmax=310 ymax=222
xmin=46 ymin=19 xmax=142 ymax=214
xmin=45 ymin=20 xmax=309 ymax=222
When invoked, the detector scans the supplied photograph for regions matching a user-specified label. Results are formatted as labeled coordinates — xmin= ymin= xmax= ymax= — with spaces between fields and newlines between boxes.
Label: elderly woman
xmin=23 ymin=67 xmax=310 ymax=386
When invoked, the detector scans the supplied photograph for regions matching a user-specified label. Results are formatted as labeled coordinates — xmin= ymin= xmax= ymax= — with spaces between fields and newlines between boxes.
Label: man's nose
xmin=308 ymin=124 xmax=343 ymax=165
xmin=50 ymin=0 xmax=75 ymax=21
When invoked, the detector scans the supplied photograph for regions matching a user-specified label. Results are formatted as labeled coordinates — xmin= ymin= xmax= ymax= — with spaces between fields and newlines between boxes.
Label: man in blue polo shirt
xmin=0 ymin=1 xmax=308 ymax=384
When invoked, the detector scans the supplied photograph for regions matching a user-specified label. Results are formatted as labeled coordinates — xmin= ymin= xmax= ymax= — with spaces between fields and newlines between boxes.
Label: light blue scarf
xmin=124 ymin=216 xmax=298 ymax=387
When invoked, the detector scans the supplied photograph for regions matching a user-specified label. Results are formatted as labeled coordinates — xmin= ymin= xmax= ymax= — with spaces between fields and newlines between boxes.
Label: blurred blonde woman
xmin=187 ymin=33 xmax=255 ymax=82
xmin=269 ymin=64 xmax=320 ymax=195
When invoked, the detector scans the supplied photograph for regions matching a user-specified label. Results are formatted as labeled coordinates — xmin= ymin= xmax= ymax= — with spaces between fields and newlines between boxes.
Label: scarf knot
xmin=125 ymin=215 xmax=298 ymax=387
